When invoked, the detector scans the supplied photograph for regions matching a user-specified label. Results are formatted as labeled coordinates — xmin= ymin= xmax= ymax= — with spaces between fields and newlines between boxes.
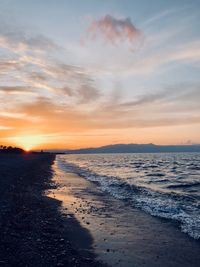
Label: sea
xmin=57 ymin=153 xmax=200 ymax=240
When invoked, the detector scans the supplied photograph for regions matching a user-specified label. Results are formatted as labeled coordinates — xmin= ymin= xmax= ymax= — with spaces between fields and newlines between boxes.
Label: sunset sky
xmin=0 ymin=0 xmax=200 ymax=150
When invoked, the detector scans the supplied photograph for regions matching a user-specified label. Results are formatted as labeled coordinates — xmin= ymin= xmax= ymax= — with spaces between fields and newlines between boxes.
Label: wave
xmin=167 ymin=182 xmax=200 ymax=189
xmin=146 ymin=173 xmax=165 ymax=177
xmin=57 ymin=157 xmax=200 ymax=240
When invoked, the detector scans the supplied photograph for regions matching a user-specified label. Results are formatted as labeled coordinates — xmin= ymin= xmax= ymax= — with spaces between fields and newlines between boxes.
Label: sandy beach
xmin=0 ymin=153 xmax=105 ymax=267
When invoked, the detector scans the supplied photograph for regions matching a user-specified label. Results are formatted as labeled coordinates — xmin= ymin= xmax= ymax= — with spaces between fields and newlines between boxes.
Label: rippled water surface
xmin=57 ymin=153 xmax=200 ymax=239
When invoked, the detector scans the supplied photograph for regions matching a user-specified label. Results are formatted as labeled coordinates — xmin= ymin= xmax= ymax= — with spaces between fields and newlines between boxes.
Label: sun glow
xmin=7 ymin=135 xmax=47 ymax=150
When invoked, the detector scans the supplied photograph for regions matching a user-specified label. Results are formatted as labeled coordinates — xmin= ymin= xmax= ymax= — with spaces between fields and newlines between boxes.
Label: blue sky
xmin=0 ymin=0 xmax=200 ymax=149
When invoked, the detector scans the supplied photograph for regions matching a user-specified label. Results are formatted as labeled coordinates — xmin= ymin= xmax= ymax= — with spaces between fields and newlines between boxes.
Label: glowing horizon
xmin=0 ymin=0 xmax=200 ymax=150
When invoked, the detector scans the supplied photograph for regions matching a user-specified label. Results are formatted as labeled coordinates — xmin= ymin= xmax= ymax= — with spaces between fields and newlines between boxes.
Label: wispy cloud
xmin=0 ymin=22 xmax=101 ymax=107
xmin=1 ymin=81 xmax=200 ymax=148
xmin=0 ymin=86 xmax=35 ymax=94
xmin=0 ymin=22 xmax=60 ymax=53
xmin=119 ymin=85 xmax=200 ymax=109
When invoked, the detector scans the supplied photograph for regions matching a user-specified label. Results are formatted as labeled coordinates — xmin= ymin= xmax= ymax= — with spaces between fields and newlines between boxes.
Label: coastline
xmin=1 ymin=153 xmax=199 ymax=267
xmin=50 ymin=156 xmax=200 ymax=267
xmin=0 ymin=153 xmax=106 ymax=266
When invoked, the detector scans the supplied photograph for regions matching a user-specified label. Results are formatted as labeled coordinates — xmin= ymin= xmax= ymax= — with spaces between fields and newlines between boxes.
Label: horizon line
xmin=38 ymin=142 xmax=200 ymax=151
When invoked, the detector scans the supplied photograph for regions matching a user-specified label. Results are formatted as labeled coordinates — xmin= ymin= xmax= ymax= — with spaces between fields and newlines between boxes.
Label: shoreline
xmin=50 ymin=156 xmax=200 ymax=267
xmin=0 ymin=153 xmax=106 ymax=266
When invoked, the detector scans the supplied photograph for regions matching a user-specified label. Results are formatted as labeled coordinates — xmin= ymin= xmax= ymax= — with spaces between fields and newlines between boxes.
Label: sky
xmin=0 ymin=0 xmax=200 ymax=150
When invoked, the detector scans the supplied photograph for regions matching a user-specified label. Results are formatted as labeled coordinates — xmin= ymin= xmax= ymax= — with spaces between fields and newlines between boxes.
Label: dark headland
xmin=0 ymin=150 xmax=106 ymax=266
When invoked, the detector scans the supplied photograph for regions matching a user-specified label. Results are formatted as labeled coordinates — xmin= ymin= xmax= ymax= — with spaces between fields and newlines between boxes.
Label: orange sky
xmin=0 ymin=1 xmax=200 ymax=150
xmin=2 ymin=124 xmax=200 ymax=150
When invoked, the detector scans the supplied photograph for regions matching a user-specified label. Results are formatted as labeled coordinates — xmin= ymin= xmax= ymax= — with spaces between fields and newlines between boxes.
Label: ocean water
xmin=57 ymin=153 xmax=200 ymax=240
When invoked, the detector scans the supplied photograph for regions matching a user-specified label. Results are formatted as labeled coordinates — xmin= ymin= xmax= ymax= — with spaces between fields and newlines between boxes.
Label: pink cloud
xmin=87 ymin=15 xmax=142 ymax=45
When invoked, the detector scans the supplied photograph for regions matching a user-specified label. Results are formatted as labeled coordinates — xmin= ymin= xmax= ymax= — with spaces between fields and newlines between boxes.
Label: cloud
xmin=13 ymin=97 xmax=92 ymax=134
xmin=8 ymin=89 xmax=200 ymax=135
xmin=0 ymin=125 xmax=13 ymax=130
xmin=1 ymin=81 xmax=200 ymax=148
xmin=117 ymin=84 xmax=200 ymax=112
xmin=1 ymin=83 xmax=200 ymax=138
xmin=0 ymin=23 xmax=60 ymax=53
xmin=91 ymin=83 xmax=200 ymax=131
xmin=34 ymin=62 xmax=101 ymax=104
xmin=0 ymin=86 xmax=35 ymax=94
xmin=0 ymin=28 xmax=101 ymax=105
xmin=86 ymin=15 xmax=143 ymax=45
xmin=0 ymin=60 xmax=19 ymax=73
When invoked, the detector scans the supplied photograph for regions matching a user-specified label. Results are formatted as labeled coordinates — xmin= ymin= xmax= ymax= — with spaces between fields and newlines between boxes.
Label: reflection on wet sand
xmin=48 ymin=159 xmax=200 ymax=267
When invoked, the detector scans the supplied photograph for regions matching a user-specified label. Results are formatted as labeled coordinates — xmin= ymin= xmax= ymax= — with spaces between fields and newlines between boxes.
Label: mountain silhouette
xmin=63 ymin=143 xmax=200 ymax=154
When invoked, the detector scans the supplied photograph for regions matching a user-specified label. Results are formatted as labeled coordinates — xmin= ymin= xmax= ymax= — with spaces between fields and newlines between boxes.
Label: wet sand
xmin=49 ymin=158 xmax=200 ymax=267
xmin=0 ymin=153 xmax=106 ymax=267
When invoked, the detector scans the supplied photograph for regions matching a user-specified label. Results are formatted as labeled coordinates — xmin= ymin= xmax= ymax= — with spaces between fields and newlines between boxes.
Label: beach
xmin=1 ymin=153 xmax=200 ymax=267
xmin=50 ymin=154 xmax=200 ymax=267
xmin=0 ymin=153 xmax=105 ymax=267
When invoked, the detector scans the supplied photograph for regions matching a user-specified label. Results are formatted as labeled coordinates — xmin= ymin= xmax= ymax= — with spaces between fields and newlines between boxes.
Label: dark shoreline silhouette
xmin=0 ymin=153 xmax=105 ymax=266
xmin=0 ymin=145 xmax=24 ymax=154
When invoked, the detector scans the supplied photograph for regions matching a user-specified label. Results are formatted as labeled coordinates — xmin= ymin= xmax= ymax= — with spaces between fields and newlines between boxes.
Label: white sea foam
xmin=57 ymin=153 xmax=200 ymax=239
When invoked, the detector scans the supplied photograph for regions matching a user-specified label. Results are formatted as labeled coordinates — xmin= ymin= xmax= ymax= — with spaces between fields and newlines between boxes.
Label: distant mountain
xmin=63 ymin=143 xmax=200 ymax=154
